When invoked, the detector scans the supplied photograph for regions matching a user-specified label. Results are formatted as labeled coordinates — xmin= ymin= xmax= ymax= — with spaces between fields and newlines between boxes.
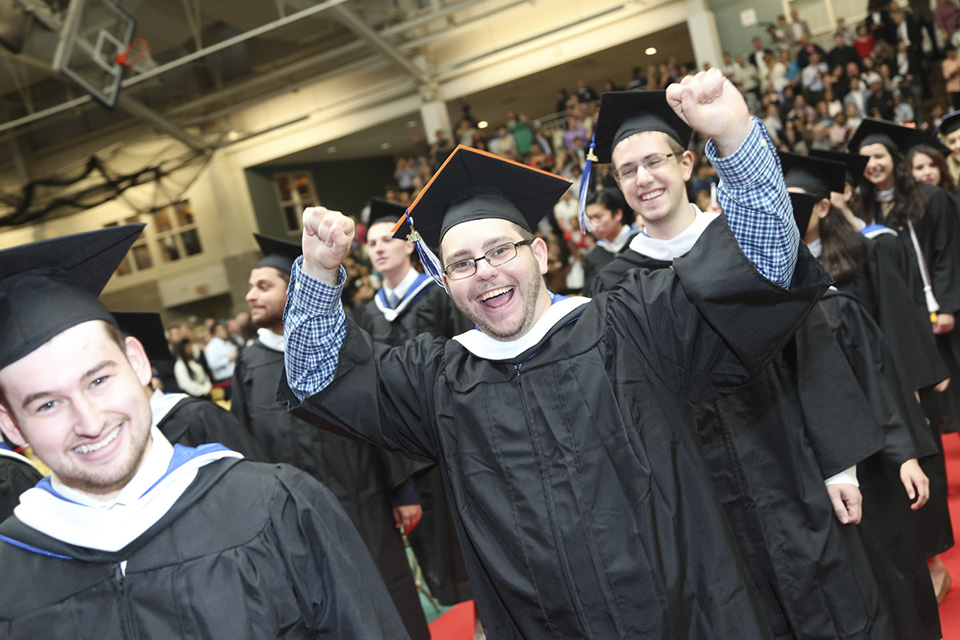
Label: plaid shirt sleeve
xmin=705 ymin=117 xmax=799 ymax=288
xmin=282 ymin=256 xmax=347 ymax=401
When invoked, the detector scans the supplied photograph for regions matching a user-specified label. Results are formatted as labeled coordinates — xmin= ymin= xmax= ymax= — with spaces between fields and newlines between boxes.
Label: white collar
xmin=628 ymin=204 xmax=720 ymax=261
xmin=453 ymin=296 xmax=591 ymax=360
xmin=374 ymin=272 xmax=434 ymax=322
xmin=149 ymin=389 xmax=189 ymax=425
xmin=382 ymin=265 xmax=419 ymax=301
xmin=14 ymin=429 xmax=242 ymax=552
xmin=596 ymin=225 xmax=634 ymax=254
xmin=806 ymin=238 xmax=823 ymax=258
xmin=256 ymin=327 xmax=285 ymax=352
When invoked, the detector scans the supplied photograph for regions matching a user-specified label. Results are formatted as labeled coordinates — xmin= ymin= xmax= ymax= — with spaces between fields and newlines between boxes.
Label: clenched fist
xmin=301 ymin=206 xmax=356 ymax=285
xmin=665 ymin=68 xmax=753 ymax=157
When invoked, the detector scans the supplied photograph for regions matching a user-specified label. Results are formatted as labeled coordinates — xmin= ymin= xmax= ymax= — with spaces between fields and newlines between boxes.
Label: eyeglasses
xmin=614 ymin=153 xmax=676 ymax=181
xmin=443 ymin=240 xmax=533 ymax=280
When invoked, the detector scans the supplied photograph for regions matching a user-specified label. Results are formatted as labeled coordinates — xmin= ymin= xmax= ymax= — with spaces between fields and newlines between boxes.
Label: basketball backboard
xmin=51 ymin=0 xmax=136 ymax=109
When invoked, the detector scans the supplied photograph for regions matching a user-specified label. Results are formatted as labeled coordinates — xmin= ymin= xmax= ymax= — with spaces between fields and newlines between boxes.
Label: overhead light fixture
xmin=477 ymin=120 xmax=489 ymax=129
xmin=326 ymin=146 xmax=337 ymax=153
xmin=381 ymin=142 xmax=391 ymax=150
xmin=645 ymin=47 xmax=657 ymax=56
xmin=406 ymin=120 xmax=417 ymax=128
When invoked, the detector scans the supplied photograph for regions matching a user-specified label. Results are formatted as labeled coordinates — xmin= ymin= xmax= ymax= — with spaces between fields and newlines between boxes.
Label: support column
xmin=419 ymin=96 xmax=451 ymax=145
xmin=686 ymin=0 xmax=724 ymax=71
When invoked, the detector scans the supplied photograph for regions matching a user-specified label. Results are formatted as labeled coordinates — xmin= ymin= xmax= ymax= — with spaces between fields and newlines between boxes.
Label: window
xmin=107 ymin=200 xmax=203 ymax=276
xmin=273 ymin=172 xmax=318 ymax=234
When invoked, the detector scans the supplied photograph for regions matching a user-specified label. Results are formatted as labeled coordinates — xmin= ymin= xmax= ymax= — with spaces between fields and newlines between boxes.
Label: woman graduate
xmin=849 ymin=119 xmax=960 ymax=601
xmin=785 ymin=152 xmax=947 ymax=638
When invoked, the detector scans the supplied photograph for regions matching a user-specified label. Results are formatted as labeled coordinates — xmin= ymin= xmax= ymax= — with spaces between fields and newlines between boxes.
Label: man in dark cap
xmin=282 ymin=69 xmax=831 ymax=639
xmin=231 ymin=233 xmax=431 ymax=640
xmin=356 ymin=200 xmax=475 ymax=608
xmin=0 ymin=226 xmax=410 ymax=638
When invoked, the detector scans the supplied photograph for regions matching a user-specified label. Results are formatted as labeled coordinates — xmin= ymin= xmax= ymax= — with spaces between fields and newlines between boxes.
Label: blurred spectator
xmin=854 ymin=22 xmax=877 ymax=59
xmin=733 ymin=54 xmax=760 ymax=98
xmin=626 ymin=67 xmax=646 ymax=90
xmin=764 ymin=51 xmax=789 ymax=91
xmin=563 ymin=117 xmax=588 ymax=152
xmin=781 ymin=49 xmax=801 ymax=85
xmin=721 ymin=52 xmax=736 ymax=78
xmin=824 ymin=87 xmax=843 ymax=116
xmin=173 ymin=337 xmax=212 ymax=399
xmin=866 ymin=76 xmax=896 ymax=119
xmin=935 ymin=0 xmax=960 ymax=44
xmin=828 ymin=32 xmax=861 ymax=70
xmin=394 ymin=156 xmax=417 ymax=194
xmin=845 ymin=102 xmax=863 ymax=130
xmin=893 ymin=91 xmax=915 ymax=123
xmin=944 ymin=45 xmax=960 ymax=109
xmin=576 ymin=79 xmax=598 ymax=103
xmin=508 ymin=112 xmax=535 ymax=156
xmin=748 ymin=37 xmax=768 ymax=70
xmin=835 ymin=17 xmax=854 ymax=45
xmin=801 ymin=50 xmax=828 ymax=103
xmin=829 ymin=111 xmax=854 ymax=146
xmin=788 ymin=8 xmax=812 ymax=49
xmin=796 ymin=33 xmax=827 ymax=68
xmin=455 ymin=119 xmax=477 ymax=146
xmin=844 ymin=75 xmax=870 ymax=115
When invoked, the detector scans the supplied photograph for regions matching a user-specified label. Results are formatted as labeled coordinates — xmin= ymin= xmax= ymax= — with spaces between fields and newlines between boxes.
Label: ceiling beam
xmin=328 ymin=4 xmax=432 ymax=85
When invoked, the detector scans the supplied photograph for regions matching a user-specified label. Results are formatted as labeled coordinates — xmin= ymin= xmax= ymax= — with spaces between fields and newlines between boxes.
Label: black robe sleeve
xmin=0 ymin=456 xmax=41 ymax=522
xmin=599 ymin=216 xmax=831 ymax=403
xmin=921 ymin=185 xmax=960 ymax=313
xmin=821 ymin=293 xmax=938 ymax=465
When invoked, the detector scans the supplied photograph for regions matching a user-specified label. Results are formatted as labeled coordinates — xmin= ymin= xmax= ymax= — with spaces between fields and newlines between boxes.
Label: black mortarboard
xmin=910 ymin=128 xmax=951 ymax=157
xmin=808 ymin=149 xmax=869 ymax=186
xmin=254 ymin=233 xmax=301 ymax=274
xmin=366 ymin=198 xmax=414 ymax=241
xmin=788 ymin=191 xmax=820 ymax=236
xmin=593 ymin=91 xmax=693 ymax=163
xmin=0 ymin=224 xmax=143 ymax=370
xmin=779 ymin=152 xmax=846 ymax=199
xmin=395 ymin=145 xmax=571 ymax=248
xmin=848 ymin=118 xmax=916 ymax=154
xmin=368 ymin=198 xmax=406 ymax=227
xmin=939 ymin=110 xmax=960 ymax=137
xmin=113 ymin=311 xmax=171 ymax=362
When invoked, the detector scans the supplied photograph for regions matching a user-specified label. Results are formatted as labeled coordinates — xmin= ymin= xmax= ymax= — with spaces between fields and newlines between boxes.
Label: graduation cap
xmin=808 ymin=149 xmax=869 ymax=186
xmin=909 ymin=128 xmax=951 ymax=157
xmin=788 ymin=192 xmax=821 ymax=236
xmin=848 ymin=118 xmax=916 ymax=154
xmin=254 ymin=233 xmax=302 ymax=275
xmin=593 ymin=91 xmax=693 ymax=164
xmin=113 ymin=311 xmax=171 ymax=362
xmin=939 ymin=110 xmax=960 ymax=138
xmin=0 ymin=224 xmax=144 ymax=370
xmin=779 ymin=152 xmax=847 ymax=199
xmin=366 ymin=198 xmax=415 ymax=242
xmin=391 ymin=145 xmax=570 ymax=288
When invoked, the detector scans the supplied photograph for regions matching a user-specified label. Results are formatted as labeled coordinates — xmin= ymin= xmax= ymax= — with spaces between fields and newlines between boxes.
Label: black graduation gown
xmin=597 ymin=250 xmax=893 ymax=640
xmin=581 ymin=230 xmax=640 ymax=296
xmin=155 ymin=395 xmax=266 ymax=461
xmin=0 ymin=450 xmax=41 ymax=522
xmin=0 ymin=460 xmax=409 ymax=639
xmin=231 ymin=340 xmax=430 ymax=640
xmin=877 ymin=185 xmax=960 ymax=433
xmin=820 ymin=291 xmax=943 ymax=640
xmin=284 ymin=217 xmax=832 ymax=640
xmin=356 ymin=281 xmax=474 ymax=606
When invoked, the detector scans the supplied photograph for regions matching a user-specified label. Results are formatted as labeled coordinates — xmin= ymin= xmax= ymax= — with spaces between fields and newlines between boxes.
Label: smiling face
xmin=246 ymin=266 xmax=288 ymax=334
xmin=911 ymin=151 xmax=942 ymax=186
xmin=440 ymin=218 xmax=552 ymax=342
xmin=612 ymin=131 xmax=693 ymax=233
xmin=0 ymin=321 xmax=154 ymax=500
xmin=859 ymin=142 xmax=896 ymax=190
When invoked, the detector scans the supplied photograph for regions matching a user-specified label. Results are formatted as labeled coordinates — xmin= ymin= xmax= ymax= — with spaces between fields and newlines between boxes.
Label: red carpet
xmin=939 ymin=434 xmax=960 ymax=636
xmin=428 ymin=440 xmax=960 ymax=639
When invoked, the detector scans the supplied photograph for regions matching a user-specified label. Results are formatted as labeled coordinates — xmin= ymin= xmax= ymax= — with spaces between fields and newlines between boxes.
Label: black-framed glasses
xmin=443 ymin=240 xmax=533 ymax=280
xmin=614 ymin=153 xmax=676 ymax=181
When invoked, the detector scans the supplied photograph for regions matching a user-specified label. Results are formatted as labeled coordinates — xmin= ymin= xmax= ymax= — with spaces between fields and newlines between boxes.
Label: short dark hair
xmin=586 ymin=188 xmax=635 ymax=226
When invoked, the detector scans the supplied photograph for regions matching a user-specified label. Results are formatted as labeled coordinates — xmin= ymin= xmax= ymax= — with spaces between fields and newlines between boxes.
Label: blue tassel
xmin=578 ymin=133 xmax=598 ymax=235
xmin=405 ymin=211 xmax=446 ymax=291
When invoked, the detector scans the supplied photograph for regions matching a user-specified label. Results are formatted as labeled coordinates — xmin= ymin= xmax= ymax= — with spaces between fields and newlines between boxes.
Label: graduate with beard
xmin=0 ymin=226 xmax=408 ymax=639
xmin=592 ymin=93 xmax=895 ymax=640
xmin=356 ymin=198 xmax=474 ymax=607
xmin=231 ymin=234 xmax=431 ymax=640
xmin=280 ymin=70 xmax=833 ymax=639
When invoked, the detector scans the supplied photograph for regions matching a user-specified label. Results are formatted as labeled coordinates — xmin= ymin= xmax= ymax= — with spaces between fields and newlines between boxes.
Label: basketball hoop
xmin=114 ymin=38 xmax=148 ymax=69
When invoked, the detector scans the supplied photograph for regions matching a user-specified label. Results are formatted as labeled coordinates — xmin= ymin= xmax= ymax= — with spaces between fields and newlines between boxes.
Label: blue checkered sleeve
xmin=283 ymin=256 xmax=347 ymax=401
xmin=705 ymin=117 xmax=799 ymax=288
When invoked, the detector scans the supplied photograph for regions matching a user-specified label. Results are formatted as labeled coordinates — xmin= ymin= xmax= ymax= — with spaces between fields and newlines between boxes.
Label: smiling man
xmin=0 ymin=226 xmax=409 ymax=639
xmin=282 ymin=69 xmax=831 ymax=639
